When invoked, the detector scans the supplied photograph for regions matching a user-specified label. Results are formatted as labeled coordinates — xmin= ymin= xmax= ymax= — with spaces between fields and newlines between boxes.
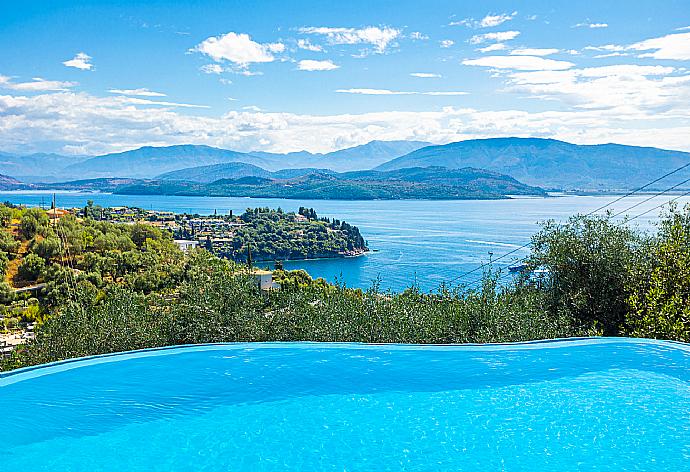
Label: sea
xmin=1 ymin=191 xmax=687 ymax=292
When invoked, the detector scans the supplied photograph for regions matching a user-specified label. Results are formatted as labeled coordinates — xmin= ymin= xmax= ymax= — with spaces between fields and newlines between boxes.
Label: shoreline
xmin=244 ymin=249 xmax=370 ymax=265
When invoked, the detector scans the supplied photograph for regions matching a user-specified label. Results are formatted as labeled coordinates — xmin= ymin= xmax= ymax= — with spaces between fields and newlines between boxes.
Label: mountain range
xmin=1 ymin=140 xmax=429 ymax=181
xmin=375 ymin=138 xmax=690 ymax=190
xmin=2 ymin=137 xmax=689 ymax=192
xmin=112 ymin=166 xmax=546 ymax=200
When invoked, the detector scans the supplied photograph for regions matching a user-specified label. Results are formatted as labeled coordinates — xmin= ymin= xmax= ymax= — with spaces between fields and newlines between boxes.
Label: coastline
xmin=244 ymin=249 xmax=370 ymax=265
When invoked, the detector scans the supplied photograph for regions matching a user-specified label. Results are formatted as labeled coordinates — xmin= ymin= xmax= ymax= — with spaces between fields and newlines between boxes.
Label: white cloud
xmin=297 ymin=59 xmax=339 ymax=71
xmin=453 ymin=12 xmax=517 ymax=28
xmin=409 ymin=32 xmax=429 ymax=40
xmin=593 ymin=52 xmax=628 ymax=58
xmin=193 ymin=32 xmax=284 ymax=66
xmin=296 ymin=39 xmax=324 ymax=52
xmin=574 ymin=22 xmax=609 ymax=29
xmin=120 ymin=97 xmax=209 ymax=109
xmin=200 ymin=64 xmax=225 ymax=74
xmin=63 ymin=52 xmax=93 ymax=70
xmin=478 ymin=43 xmax=507 ymax=53
xmin=469 ymin=31 xmax=520 ymax=44
xmin=510 ymin=48 xmax=559 ymax=56
xmin=336 ymin=88 xmax=466 ymax=96
xmin=630 ymin=31 xmax=690 ymax=60
xmin=440 ymin=39 xmax=454 ymax=48
xmin=410 ymin=73 xmax=441 ymax=78
xmin=479 ymin=12 xmax=518 ymax=28
xmin=3 ymin=91 xmax=690 ymax=156
xmin=584 ymin=44 xmax=625 ymax=52
xmin=0 ymin=76 xmax=76 ymax=91
xmin=299 ymin=26 xmax=401 ymax=53
xmin=500 ymin=65 xmax=689 ymax=116
xmin=463 ymin=55 xmax=574 ymax=71
xmin=108 ymin=88 xmax=166 ymax=97
xmin=242 ymin=105 xmax=262 ymax=111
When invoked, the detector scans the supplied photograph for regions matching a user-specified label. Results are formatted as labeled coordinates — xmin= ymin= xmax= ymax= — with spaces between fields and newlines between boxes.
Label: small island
xmin=173 ymin=206 xmax=368 ymax=262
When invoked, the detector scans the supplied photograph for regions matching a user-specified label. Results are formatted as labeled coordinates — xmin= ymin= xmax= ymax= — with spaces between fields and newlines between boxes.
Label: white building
xmin=174 ymin=239 xmax=199 ymax=252
xmin=251 ymin=269 xmax=280 ymax=291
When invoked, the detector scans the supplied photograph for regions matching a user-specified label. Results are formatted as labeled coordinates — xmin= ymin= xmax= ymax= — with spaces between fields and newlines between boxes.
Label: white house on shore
xmin=174 ymin=239 xmax=199 ymax=252
xmin=251 ymin=269 xmax=280 ymax=291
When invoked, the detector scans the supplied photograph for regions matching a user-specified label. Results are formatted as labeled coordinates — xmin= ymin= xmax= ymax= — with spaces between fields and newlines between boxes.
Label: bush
xmin=626 ymin=205 xmax=690 ymax=342
xmin=20 ymin=208 xmax=49 ymax=240
xmin=34 ymin=236 xmax=62 ymax=260
xmin=0 ymin=231 xmax=20 ymax=255
xmin=18 ymin=253 xmax=46 ymax=281
xmin=528 ymin=214 xmax=642 ymax=335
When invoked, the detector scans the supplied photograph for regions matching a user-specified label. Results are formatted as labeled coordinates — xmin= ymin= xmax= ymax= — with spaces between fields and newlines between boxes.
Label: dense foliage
xmin=2 ymin=203 xmax=690 ymax=371
xmin=217 ymin=207 xmax=367 ymax=261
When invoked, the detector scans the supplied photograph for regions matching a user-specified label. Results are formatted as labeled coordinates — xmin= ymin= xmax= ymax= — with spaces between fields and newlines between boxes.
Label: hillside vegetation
xmin=114 ymin=166 xmax=546 ymax=200
xmin=3 ymin=203 xmax=690 ymax=371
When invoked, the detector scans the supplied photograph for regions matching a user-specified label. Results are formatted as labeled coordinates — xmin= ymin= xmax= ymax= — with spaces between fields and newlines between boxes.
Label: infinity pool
xmin=1 ymin=338 xmax=689 ymax=471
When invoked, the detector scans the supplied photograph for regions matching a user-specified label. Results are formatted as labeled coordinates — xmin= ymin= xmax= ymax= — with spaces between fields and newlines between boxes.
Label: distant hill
xmin=0 ymin=173 xmax=24 ymax=190
xmin=0 ymin=152 xmax=89 ymax=182
xmin=313 ymin=140 xmax=429 ymax=171
xmin=157 ymin=162 xmax=336 ymax=182
xmin=3 ymin=140 xmax=430 ymax=180
xmin=113 ymin=166 xmax=546 ymax=200
xmin=375 ymin=137 xmax=690 ymax=191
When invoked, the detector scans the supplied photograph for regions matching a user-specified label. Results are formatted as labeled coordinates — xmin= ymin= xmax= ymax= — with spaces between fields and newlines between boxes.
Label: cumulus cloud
xmin=440 ymin=39 xmax=454 ymax=48
xmin=454 ymin=12 xmax=518 ymax=28
xmin=463 ymin=55 xmax=574 ymax=71
xmin=3 ymin=90 xmax=690 ymax=156
xmin=469 ymin=31 xmax=520 ymax=44
xmin=498 ymin=64 xmax=690 ymax=116
xmin=336 ymin=88 xmax=467 ymax=95
xmin=108 ymin=88 xmax=166 ymax=97
xmin=410 ymin=73 xmax=441 ymax=78
xmin=297 ymin=59 xmax=339 ymax=71
xmin=630 ymin=31 xmax=690 ymax=60
xmin=63 ymin=52 xmax=93 ymax=70
xmin=510 ymin=48 xmax=559 ymax=56
xmin=0 ymin=76 xmax=76 ymax=91
xmin=296 ymin=39 xmax=324 ymax=52
xmin=193 ymin=32 xmax=284 ymax=67
xmin=298 ymin=26 xmax=401 ymax=53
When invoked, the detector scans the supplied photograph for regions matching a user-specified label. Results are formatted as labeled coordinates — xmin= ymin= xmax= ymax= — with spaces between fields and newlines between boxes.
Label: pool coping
xmin=2 ymin=337 xmax=689 ymax=384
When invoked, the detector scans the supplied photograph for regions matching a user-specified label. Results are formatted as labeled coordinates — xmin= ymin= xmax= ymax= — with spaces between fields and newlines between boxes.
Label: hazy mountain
xmin=114 ymin=166 xmax=546 ymax=200
xmin=0 ymin=140 xmax=430 ymax=180
xmin=375 ymin=137 xmax=690 ymax=190
xmin=0 ymin=152 xmax=89 ymax=182
xmin=157 ymin=162 xmax=336 ymax=182
xmin=313 ymin=140 xmax=430 ymax=171
xmin=0 ymin=173 xmax=24 ymax=190
xmin=59 ymin=145 xmax=284 ymax=179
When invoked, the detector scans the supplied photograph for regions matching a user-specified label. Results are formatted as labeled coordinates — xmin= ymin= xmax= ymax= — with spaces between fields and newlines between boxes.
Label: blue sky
xmin=1 ymin=0 xmax=689 ymax=155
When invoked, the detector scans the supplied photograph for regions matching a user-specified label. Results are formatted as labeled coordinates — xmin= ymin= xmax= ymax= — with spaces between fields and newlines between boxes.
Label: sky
xmin=1 ymin=0 xmax=690 ymax=156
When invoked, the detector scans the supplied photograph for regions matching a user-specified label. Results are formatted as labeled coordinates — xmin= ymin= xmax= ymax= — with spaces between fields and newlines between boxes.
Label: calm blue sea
xmin=1 ymin=191 xmax=687 ymax=292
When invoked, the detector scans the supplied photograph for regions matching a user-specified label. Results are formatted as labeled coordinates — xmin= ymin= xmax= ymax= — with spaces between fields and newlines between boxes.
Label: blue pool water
xmin=1 ymin=338 xmax=689 ymax=471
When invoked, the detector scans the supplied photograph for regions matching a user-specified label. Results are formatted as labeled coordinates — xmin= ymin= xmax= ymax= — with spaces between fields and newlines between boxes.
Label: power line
xmin=461 ymin=188 xmax=690 ymax=292
xmin=445 ymin=160 xmax=690 ymax=287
